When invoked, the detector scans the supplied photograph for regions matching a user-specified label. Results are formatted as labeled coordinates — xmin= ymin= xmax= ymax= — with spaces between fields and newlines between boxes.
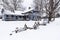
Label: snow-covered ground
xmin=0 ymin=0 xmax=60 ymax=40
xmin=0 ymin=18 xmax=60 ymax=40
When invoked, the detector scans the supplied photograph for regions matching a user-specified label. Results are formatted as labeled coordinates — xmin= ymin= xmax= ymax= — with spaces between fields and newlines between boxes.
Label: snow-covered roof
xmin=0 ymin=8 xmax=3 ymax=15
xmin=0 ymin=9 xmax=2 ymax=16
xmin=4 ymin=8 xmax=33 ymax=15
xmin=4 ymin=10 xmax=23 ymax=15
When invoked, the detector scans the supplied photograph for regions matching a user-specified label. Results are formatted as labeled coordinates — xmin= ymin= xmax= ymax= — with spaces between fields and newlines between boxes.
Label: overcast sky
xmin=22 ymin=0 xmax=34 ymax=10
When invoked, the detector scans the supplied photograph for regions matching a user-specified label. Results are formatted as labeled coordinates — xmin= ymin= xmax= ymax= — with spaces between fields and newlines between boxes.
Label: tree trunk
xmin=48 ymin=0 xmax=54 ymax=22
xmin=49 ymin=12 xmax=52 ymax=21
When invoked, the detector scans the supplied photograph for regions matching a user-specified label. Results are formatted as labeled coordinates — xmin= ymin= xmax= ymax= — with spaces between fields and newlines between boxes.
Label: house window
xmin=16 ymin=16 xmax=18 ymax=19
xmin=6 ymin=15 xmax=9 ymax=17
xmin=19 ymin=16 xmax=21 ymax=18
xmin=11 ymin=15 xmax=14 ymax=17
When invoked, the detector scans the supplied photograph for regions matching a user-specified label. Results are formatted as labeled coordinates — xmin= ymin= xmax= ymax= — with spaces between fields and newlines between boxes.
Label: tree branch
xmin=53 ymin=0 xmax=60 ymax=10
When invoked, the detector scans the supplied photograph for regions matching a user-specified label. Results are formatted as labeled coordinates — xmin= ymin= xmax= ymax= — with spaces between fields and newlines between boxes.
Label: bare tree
xmin=34 ymin=0 xmax=60 ymax=22
xmin=45 ymin=0 xmax=60 ymax=23
xmin=2 ymin=0 xmax=23 ymax=12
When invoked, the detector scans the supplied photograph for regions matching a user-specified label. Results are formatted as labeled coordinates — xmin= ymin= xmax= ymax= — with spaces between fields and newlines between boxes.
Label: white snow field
xmin=0 ymin=18 xmax=60 ymax=40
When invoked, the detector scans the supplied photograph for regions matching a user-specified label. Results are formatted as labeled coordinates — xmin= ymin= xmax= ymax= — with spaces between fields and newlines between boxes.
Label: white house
xmin=2 ymin=8 xmax=34 ymax=21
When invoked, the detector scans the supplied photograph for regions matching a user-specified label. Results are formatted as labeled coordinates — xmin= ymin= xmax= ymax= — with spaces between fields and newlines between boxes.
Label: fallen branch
xmin=10 ymin=22 xmax=47 ymax=35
